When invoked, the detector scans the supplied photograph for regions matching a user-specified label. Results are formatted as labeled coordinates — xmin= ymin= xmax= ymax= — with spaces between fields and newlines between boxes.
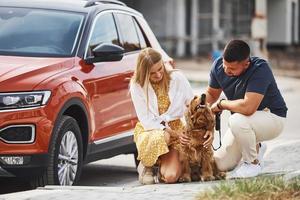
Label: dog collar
xmin=195 ymin=104 xmax=206 ymax=111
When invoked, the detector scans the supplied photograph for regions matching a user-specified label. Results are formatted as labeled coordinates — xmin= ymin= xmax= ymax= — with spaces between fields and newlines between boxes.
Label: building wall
xmin=267 ymin=0 xmax=289 ymax=44
xmin=122 ymin=0 xmax=254 ymax=57
xmin=267 ymin=0 xmax=299 ymax=45
xmin=122 ymin=0 xmax=186 ymax=56
xmin=121 ymin=0 xmax=168 ymax=37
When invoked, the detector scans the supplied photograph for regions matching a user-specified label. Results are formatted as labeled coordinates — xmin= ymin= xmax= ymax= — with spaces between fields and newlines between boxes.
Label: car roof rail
xmin=84 ymin=0 xmax=126 ymax=7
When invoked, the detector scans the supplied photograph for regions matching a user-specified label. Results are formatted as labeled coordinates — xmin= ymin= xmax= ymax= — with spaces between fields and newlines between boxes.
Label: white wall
xmin=267 ymin=0 xmax=299 ymax=45
xmin=267 ymin=0 xmax=288 ymax=44
xmin=174 ymin=0 xmax=186 ymax=57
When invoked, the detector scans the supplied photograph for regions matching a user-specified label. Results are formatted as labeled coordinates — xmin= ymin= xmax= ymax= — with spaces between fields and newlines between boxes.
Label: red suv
xmin=0 ymin=0 xmax=172 ymax=186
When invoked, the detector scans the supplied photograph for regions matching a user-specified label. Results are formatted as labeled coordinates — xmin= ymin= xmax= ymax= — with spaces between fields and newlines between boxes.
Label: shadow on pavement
xmin=0 ymin=178 xmax=32 ymax=194
xmin=79 ymin=164 xmax=138 ymax=187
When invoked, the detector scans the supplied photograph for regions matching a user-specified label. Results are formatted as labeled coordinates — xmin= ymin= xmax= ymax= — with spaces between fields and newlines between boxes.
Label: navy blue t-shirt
xmin=209 ymin=57 xmax=287 ymax=117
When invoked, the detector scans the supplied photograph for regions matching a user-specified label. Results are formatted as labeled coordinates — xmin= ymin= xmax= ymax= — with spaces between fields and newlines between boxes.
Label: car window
xmin=133 ymin=18 xmax=147 ymax=49
xmin=0 ymin=7 xmax=84 ymax=57
xmin=115 ymin=13 xmax=141 ymax=52
xmin=88 ymin=13 xmax=120 ymax=53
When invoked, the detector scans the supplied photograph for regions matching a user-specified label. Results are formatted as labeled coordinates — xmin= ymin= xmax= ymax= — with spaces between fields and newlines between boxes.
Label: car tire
xmin=31 ymin=116 xmax=83 ymax=187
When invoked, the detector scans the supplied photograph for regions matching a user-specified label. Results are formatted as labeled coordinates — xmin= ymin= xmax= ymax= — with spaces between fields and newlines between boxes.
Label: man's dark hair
xmin=223 ymin=40 xmax=250 ymax=62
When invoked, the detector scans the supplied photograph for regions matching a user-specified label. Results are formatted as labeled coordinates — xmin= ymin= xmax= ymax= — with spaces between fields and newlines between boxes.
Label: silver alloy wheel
xmin=58 ymin=131 xmax=79 ymax=185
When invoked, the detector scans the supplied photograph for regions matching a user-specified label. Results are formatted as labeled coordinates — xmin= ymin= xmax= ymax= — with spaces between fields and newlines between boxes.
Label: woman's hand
xmin=179 ymin=131 xmax=190 ymax=147
xmin=164 ymin=128 xmax=177 ymax=145
xmin=164 ymin=129 xmax=191 ymax=147
xmin=164 ymin=128 xmax=176 ymax=138
xmin=203 ymin=130 xmax=214 ymax=148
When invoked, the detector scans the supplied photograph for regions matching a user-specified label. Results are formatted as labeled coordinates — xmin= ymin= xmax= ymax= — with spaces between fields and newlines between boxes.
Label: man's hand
xmin=211 ymin=99 xmax=225 ymax=114
xmin=211 ymin=100 xmax=223 ymax=114
xmin=203 ymin=130 xmax=214 ymax=148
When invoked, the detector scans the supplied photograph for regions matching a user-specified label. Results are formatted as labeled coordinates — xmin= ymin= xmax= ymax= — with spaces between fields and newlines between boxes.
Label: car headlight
xmin=0 ymin=91 xmax=51 ymax=110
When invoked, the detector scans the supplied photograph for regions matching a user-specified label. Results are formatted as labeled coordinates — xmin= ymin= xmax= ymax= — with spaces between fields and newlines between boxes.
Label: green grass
xmin=197 ymin=176 xmax=300 ymax=200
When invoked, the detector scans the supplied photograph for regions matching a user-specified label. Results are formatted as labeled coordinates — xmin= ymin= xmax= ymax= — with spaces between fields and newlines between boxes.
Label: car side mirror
xmin=85 ymin=43 xmax=124 ymax=64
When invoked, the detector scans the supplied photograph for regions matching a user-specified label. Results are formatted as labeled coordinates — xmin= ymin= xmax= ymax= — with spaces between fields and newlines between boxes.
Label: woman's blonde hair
xmin=131 ymin=48 xmax=171 ymax=107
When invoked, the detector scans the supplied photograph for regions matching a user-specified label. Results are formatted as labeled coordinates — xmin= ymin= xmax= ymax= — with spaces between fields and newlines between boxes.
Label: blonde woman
xmin=130 ymin=48 xmax=194 ymax=184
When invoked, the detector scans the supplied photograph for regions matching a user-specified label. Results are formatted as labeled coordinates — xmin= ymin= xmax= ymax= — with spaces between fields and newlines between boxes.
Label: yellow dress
xmin=133 ymin=83 xmax=184 ymax=167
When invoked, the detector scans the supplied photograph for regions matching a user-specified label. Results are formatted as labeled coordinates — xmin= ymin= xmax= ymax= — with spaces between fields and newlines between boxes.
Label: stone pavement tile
xmin=283 ymin=170 xmax=300 ymax=182
xmin=0 ymin=182 xmax=220 ymax=200
xmin=263 ymin=140 xmax=300 ymax=174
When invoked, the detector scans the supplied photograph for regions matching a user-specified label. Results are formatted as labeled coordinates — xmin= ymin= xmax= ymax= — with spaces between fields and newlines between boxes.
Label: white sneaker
xmin=137 ymin=162 xmax=154 ymax=185
xmin=228 ymin=162 xmax=262 ymax=179
xmin=257 ymin=143 xmax=267 ymax=168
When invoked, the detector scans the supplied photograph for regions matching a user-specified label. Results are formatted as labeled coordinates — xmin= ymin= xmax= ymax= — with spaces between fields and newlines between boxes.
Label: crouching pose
xmin=130 ymin=48 xmax=193 ymax=184
xmin=206 ymin=40 xmax=287 ymax=178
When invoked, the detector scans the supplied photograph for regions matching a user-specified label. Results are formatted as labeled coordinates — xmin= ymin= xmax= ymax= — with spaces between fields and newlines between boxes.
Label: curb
xmin=283 ymin=170 xmax=300 ymax=182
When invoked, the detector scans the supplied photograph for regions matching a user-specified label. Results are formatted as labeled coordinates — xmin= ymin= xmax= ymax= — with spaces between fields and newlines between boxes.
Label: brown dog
xmin=179 ymin=94 xmax=226 ymax=182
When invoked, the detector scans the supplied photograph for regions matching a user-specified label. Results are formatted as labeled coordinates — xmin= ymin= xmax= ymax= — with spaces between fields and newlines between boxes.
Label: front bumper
xmin=0 ymin=165 xmax=14 ymax=177
xmin=0 ymin=107 xmax=54 ymax=154
xmin=0 ymin=153 xmax=49 ymax=177
xmin=0 ymin=107 xmax=54 ymax=177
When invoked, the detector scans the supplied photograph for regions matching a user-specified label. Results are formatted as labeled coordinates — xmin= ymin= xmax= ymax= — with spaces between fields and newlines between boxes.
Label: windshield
xmin=0 ymin=7 xmax=85 ymax=57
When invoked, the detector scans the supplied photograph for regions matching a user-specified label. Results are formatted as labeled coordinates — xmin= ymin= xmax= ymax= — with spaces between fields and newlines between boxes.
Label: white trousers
xmin=214 ymin=110 xmax=286 ymax=171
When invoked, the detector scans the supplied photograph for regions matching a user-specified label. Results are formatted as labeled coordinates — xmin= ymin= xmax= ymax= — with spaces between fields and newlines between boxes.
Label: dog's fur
xmin=178 ymin=94 xmax=226 ymax=182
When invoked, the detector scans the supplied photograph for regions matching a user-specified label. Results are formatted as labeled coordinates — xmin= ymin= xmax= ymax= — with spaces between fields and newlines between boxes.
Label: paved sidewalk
xmin=1 ymin=182 xmax=219 ymax=200
xmin=1 ymin=60 xmax=300 ymax=200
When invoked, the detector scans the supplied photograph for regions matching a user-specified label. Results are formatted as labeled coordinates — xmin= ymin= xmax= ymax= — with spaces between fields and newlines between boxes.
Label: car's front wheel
xmin=31 ymin=116 xmax=83 ymax=187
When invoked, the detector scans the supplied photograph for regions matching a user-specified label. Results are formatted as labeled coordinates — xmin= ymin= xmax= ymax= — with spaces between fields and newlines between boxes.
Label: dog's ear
xmin=200 ymin=93 xmax=206 ymax=105
xmin=190 ymin=95 xmax=199 ymax=110
xmin=189 ymin=100 xmax=194 ymax=113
